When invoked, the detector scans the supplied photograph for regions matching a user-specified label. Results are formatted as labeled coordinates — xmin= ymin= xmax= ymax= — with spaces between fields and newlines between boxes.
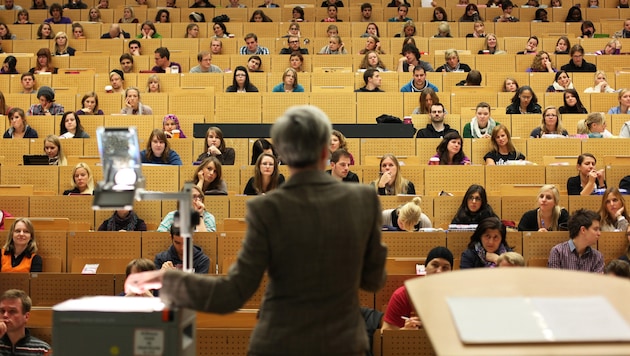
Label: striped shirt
xmin=0 ymin=329 xmax=51 ymax=355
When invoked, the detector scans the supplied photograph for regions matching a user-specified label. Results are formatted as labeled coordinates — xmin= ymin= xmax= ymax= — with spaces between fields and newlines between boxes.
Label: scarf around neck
xmin=470 ymin=117 xmax=497 ymax=138
xmin=474 ymin=241 xmax=507 ymax=267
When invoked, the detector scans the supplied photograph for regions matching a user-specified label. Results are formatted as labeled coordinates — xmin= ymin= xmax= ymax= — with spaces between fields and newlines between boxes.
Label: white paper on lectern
xmin=447 ymin=296 xmax=630 ymax=344
xmin=53 ymin=296 xmax=165 ymax=313
xmin=421 ymin=0 xmax=433 ymax=6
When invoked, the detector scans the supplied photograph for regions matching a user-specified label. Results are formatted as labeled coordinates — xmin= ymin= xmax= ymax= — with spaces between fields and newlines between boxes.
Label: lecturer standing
xmin=126 ymin=105 xmax=388 ymax=355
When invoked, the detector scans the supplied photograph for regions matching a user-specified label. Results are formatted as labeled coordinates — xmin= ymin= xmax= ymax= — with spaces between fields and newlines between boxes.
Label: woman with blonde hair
xmin=63 ymin=162 xmax=95 ymax=195
xmin=54 ymin=31 xmax=75 ymax=56
xmin=478 ymin=33 xmax=505 ymax=54
xmin=119 ymin=6 xmax=138 ymax=23
xmin=146 ymin=74 xmax=161 ymax=93
xmin=579 ymin=112 xmax=612 ymax=138
xmin=43 ymin=134 xmax=67 ymax=165
xmin=1 ymin=218 xmax=41 ymax=272
xmin=530 ymin=106 xmax=568 ymax=137
xmin=330 ymin=129 xmax=354 ymax=164
xmin=584 ymin=71 xmax=616 ymax=93
xmin=382 ymin=196 xmax=432 ymax=231
xmin=518 ymin=184 xmax=569 ymax=231
xmin=271 ymin=68 xmax=304 ymax=92
xmin=598 ymin=187 xmax=629 ymax=232
xmin=394 ymin=20 xmax=416 ymax=38
xmin=185 ymin=23 xmax=199 ymax=38
xmin=372 ymin=153 xmax=415 ymax=195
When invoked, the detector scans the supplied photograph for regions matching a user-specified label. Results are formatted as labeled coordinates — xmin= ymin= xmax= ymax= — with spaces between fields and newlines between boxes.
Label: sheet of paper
xmin=447 ymin=296 xmax=630 ymax=344
xmin=81 ymin=264 xmax=99 ymax=274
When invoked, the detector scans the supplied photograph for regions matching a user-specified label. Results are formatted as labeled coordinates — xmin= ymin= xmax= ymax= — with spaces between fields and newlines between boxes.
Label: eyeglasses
xmin=192 ymin=194 xmax=203 ymax=201
xmin=468 ymin=196 xmax=482 ymax=202
xmin=289 ymin=40 xmax=299 ymax=44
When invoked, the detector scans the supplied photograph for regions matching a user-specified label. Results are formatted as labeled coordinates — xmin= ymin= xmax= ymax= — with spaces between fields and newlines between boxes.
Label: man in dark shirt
xmin=152 ymin=47 xmax=182 ymax=73
xmin=416 ymin=103 xmax=459 ymax=138
xmin=327 ymin=149 xmax=359 ymax=182
xmin=101 ymin=24 xmax=130 ymax=38
xmin=154 ymin=225 xmax=210 ymax=274
xmin=355 ymin=68 xmax=384 ymax=92
xmin=561 ymin=44 xmax=596 ymax=72
xmin=279 ymin=36 xmax=309 ymax=54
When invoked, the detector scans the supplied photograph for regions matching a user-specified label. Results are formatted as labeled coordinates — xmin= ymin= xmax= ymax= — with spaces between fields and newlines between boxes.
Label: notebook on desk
xmin=23 ymin=155 xmax=50 ymax=165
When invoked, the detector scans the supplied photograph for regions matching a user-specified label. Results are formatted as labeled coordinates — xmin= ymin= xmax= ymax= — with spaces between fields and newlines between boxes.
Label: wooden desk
xmin=405 ymin=269 xmax=630 ymax=355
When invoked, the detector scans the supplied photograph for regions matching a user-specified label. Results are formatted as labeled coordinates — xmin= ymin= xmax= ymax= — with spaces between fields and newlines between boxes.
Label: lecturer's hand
xmin=124 ymin=269 xmax=165 ymax=295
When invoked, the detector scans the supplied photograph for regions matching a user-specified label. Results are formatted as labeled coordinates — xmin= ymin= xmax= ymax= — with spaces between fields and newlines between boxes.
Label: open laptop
xmin=23 ymin=155 xmax=50 ymax=165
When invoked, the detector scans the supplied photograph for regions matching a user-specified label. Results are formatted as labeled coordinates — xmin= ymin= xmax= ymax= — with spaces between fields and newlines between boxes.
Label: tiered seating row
xmin=0 ymin=182 xmax=624 ymax=229
xmin=0 ymin=10 xmax=627 ymax=37
xmin=0 ymin=136 xmax=630 ymax=168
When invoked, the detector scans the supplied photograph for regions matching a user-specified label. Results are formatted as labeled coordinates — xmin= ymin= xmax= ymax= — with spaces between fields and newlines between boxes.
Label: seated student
xmin=496 ymin=251 xmax=525 ymax=267
xmin=330 ymin=130 xmax=354 ymax=165
xmin=326 ymin=149 xmax=359 ymax=182
xmin=121 ymin=87 xmax=152 ymax=115
xmin=530 ymin=106 xmax=568 ymax=138
xmin=76 ymin=92 xmax=104 ymax=116
xmin=98 ymin=210 xmax=147 ymax=231
xmin=354 ymin=68 xmax=383 ymax=92
xmin=0 ymin=218 xmax=42 ymax=272
xmin=604 ymin=260 xmax=630 ymax=278
xmin=43 ymin=134 xmax=67 ymax=165
xmin=272 ymin=68 xmax=305 ymax=92
xmin=3 ymin=108 xmax=38 ymax=139
xmin=584 ymin=71 xmax=615 ymax=93
xmin=463 ymin=102 xmax=499 ymax=138
xmin=484 ymin=125 xmax=525 ymax=165
xmin=516 ymin=36 xmax=538 ymax=55
xmin=548 ymin=208 xmax=604 ymax=273
xmin=610 ymin=89 xmax=630 ymax=118
xmin=120 ymin=258 xmax=158 ymax=297
xmin=154 ymin=225 xmax=211 ymax=274
xmin=162 ymin=114 xmax=187 ymax=139
xmin=430 ymin=131 xmax=471 ymax=165
xmin=1 ymin=56 xmax=18 ymax=74
xmin=527 ymin=51 xmax=556 ymax=73
xmin=518 ymin=184 xmax=569 ymax=231
xmin=196 ymin=127 xmax=235 ymax=165
xmin=63 ymin=162 xmax=94 ymax=195
xmin=493 ymin=0 xmax=519 ymax=22
xmin=279 ymin=36 xmax=308 ymax=54
xmin=455 ymin=70 xmax=482 ymax=86
xmin=190 ymin=51 xmax=222 ymax=73
xmin=243 ymin=153 xmax=285 ymax=195
xmin=467 ymin=20 xmax=486 ymax=38
xmin=435 ymin=49 xmax=471 ymax=72
xmin=400 ymin=67 xmax=439 ymax=93
xmin=561 ymin=44 xmax=596 ymax=72
xmin=547 ymin=70 xmax=573 ymax=92
xmin=59 ymin=112 xmax=90 ymax=138
xmin=416 ymin=103 xmax=457 ymax=138
xmin=193 ymin=156 xmax=228 ymax=195
xmin=0 ymin=289 xmax=51 ymax=354
xmin=371 ymin=154 xmax=415 ymax=195
xmin=140 ymin=129 xmax=183 ymax=165
xmin=158 ymin=186 xmax=217 ymax=232
xmin=152 ymin=47 xmax=181 ymax=73
xmin=44 ymin=3 xmax=72 ymax=23
xmin=251 ymin=138 xmax=277 ymax=165
xmin=559 ymin=89 xmax=587 ymax=114
xmin=226 ymin=66 xmax=259 ymax=92
xmin=452 ymin=184 xmax=498 ymax=225
xmin=382 ymin=197 xmax=432 ymax=231
xmin=461 ymin=217 xmax=513 ymax=268
xmin=506 ymin=86 xmax=542 ymax=114
xmin=567 ymin=153 xmax=606 ymax=196
xmin=598 ymin=187 xmax=629 ymax=232
xmin=412 ymin=89 xmax=442 ymax=115
xmin=321 ymin=4 xmax=342 ymax=22
xmin=397 ymin=44 xmax=433 ymax=73
xmin=381 ymin=247 xmax=453 ymax=330
xmin=28 ymin=86 xmax=64 ymax=116
xmin=579 ymin=112 xmax=612 ymax=138
xmin=319 ymin=35 xmax=347 ymax=54
xmin=101 ymin=23 xmax=130 ymax=38
xmin=389 ymin=4 xmax=412 ymax=22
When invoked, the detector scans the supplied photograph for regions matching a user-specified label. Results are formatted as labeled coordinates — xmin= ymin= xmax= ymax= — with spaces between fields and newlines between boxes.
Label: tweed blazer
xmin=160 ymin=169 xmax=387 ymax=355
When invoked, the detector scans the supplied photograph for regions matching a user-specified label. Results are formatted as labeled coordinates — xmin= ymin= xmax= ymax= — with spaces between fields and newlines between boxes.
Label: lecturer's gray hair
xmin=271 ymin=105 xmax=332 ymax=168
